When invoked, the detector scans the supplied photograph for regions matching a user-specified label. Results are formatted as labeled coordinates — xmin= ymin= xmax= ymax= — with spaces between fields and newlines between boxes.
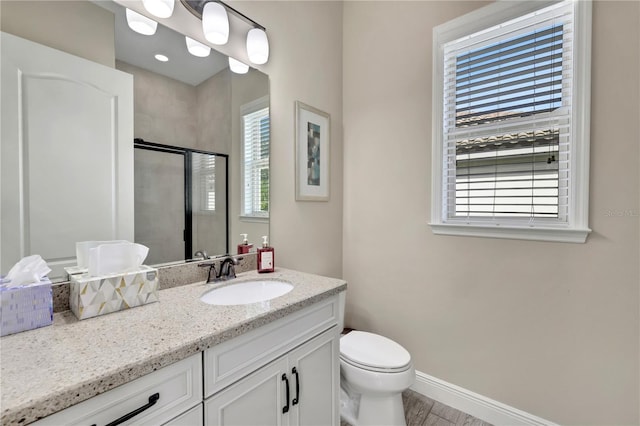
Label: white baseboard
xmin=411 ymin=370 xmax=558 ymax=426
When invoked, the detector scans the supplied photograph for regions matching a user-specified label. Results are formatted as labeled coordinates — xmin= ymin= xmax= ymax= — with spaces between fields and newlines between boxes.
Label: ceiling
xmin=96 ymin=0 xmax=228 ymax=86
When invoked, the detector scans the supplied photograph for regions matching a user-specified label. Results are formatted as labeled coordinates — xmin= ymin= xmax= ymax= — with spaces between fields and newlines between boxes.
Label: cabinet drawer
xmin=204 ymin=295 xmax=339 ymax=397
xmin=34 ymin=354 xmax=202 ymax=426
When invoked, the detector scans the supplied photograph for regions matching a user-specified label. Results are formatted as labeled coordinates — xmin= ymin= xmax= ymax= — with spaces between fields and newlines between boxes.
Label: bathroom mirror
xmin=0 ymin=0 xmax=269 ymax=281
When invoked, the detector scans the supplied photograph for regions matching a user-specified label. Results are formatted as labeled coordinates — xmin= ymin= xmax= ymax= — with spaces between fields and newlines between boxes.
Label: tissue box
xmin=69 ymin=266 xmax=159 ymax=320
xmin=0 ymin=278 xmax=53 ymax=336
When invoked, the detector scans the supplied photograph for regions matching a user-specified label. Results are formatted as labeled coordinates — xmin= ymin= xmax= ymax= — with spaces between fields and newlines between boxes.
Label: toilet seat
xmin=340 ymin=331 xmax=411 ymax=373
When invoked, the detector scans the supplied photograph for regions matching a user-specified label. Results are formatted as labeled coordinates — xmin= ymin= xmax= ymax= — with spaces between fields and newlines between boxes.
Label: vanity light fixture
xmin=154 ymin=54 xmax=169 ymax=62
xmin=228 ymin=57 xmax=249 ymax=74
xmin=142 ymin=0 xmax=175 ymax=19
xmin=246 ymin=28 xmax=269 ymax=65
xmin=202 ymin=2 xmax=229 ymax=45
xmin=125 ymin=9 xmax=158 ymax=35
xmin=181 ymin=0 xmax=270 ymax=65
xmin=185 ymin=36 xmax=211 ymax=57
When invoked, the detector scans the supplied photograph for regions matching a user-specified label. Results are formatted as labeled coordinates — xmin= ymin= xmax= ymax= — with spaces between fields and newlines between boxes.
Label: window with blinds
xmin=431 ymin=0 xmax=592 ymax=242
xmin=193 ymin=152 xmax=216 ymax=212
xmin=242 ymin=101 xmax=270 ymax=218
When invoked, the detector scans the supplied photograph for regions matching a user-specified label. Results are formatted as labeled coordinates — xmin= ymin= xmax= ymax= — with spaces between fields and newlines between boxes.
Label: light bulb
xmin=246 ymin=28 xmax=269 ymax=65
xmin=202 ymin=2 xmax=229 ymax=45
xmin=125 ymin=9 xmax=157 ymax=35
xmin=154 ymin=54 xmax=169 ymax=62
xmin=142 ymin=0 xmax=174 ymax=19
xmin=229 ymin=57 xmax=249 ymax=74
xmin=186 ymin=37 xmax=211 ymax=57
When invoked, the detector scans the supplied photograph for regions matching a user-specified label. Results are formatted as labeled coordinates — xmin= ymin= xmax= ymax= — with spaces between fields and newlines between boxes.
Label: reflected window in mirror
xmin=194 ymin=153 xmax=217 ymax=212
xmin=241 ymin=96 xmax=270 ymax=220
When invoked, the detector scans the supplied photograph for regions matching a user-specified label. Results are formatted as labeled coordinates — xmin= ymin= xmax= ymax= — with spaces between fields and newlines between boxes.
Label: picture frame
xmin=295 ymin=101 xmax=330 ymax=201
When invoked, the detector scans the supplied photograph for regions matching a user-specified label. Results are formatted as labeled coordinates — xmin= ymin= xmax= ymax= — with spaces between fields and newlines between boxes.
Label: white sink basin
xmin=200 ymin=280 xmax=293 ymax=305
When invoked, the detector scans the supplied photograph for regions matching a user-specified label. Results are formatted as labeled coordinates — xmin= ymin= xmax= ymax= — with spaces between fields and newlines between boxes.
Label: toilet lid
xmin=340 ymin=331 xmax=411 ymax=371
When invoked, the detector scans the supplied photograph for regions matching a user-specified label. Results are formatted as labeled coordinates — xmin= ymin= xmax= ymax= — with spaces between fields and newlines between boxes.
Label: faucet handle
xmin=198 ymin=262 xmax=217 ymax=283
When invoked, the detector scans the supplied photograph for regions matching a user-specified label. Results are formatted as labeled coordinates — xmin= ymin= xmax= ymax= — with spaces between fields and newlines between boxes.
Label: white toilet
xmin=339 ymin=331 xmax=415 ymax=426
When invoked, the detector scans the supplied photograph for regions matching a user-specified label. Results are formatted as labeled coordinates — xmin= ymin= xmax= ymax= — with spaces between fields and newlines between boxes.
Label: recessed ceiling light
xmin=154 ymin=54 xmax=169 ymax=62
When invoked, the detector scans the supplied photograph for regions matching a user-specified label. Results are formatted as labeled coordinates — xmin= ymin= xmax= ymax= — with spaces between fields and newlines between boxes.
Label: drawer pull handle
xmin=292 ymin=367 xmax=300 ymax=406
xmin=102 ymin=392 xmax=160 ymax=426
xmin=282 ymin=374 xmax=290 ymax=414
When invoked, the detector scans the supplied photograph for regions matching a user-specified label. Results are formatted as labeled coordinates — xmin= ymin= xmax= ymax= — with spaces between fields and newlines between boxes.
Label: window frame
xmin=429 ymin=0 xmax=592 ymax=243
xmin=240 ymin=95 xmax=270 ymax=222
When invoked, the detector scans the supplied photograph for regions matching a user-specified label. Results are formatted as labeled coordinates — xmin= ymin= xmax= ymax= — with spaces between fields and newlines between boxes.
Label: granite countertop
xmin=0 ymin=268 xmax=347 ymax=425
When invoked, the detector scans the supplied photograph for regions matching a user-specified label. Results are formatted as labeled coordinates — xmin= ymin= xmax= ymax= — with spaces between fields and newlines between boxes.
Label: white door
xmin=288 ymin=327 xmax=340 ymax=426
xmin=205 ymin=357 xmax=288 ymax=426
xmin=1 ymin=31 xmax=133 ymax=280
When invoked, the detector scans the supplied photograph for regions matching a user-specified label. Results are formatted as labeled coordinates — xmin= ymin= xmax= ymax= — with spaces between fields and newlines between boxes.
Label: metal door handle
xmin=101 ymin=393 xmax=160 ymax=426
xmin=292 ymin=367 xmax=300 ymax=405
xmin=282 ymin=374 xmax=290 ymax=413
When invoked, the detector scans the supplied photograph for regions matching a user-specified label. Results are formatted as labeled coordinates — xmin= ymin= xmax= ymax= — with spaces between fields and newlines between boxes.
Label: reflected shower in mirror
xmin=134 ymin=140 xmax=228 ymax=265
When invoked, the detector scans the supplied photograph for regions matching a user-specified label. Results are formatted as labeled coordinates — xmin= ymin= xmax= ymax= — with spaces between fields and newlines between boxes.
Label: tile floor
xmin=341 ymin=389 xmax=493 ymax=426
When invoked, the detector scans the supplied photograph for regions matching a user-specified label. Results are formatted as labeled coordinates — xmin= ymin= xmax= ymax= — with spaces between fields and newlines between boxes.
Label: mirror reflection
xmin=0 ymin=0 xmax=270 ymax=281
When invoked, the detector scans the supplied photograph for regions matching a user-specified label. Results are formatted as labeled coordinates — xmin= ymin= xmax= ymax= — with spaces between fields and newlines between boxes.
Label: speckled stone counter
xmin=0 ymin=268 xmax=346 ymax=425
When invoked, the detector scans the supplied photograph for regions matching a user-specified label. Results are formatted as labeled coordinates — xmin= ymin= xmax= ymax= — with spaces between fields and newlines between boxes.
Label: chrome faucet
xmin=218 ymin=255 xmax=243 ymax=281
xmin=193 ymin=250 xmax=209 ymax=260
xmin=198 ymin=255 xmax=243 ymax=283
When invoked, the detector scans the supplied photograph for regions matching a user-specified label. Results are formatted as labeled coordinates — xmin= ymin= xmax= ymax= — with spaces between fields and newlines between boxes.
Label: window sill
xmin=429 ymin=222 xmax=591 ymax=243
xmin=239 ymin=215 xmax=269 ymax=223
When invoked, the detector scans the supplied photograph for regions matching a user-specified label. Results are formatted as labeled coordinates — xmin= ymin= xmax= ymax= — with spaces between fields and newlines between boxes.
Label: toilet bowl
xmin=340 ymin=331 xmax=415 ymax=426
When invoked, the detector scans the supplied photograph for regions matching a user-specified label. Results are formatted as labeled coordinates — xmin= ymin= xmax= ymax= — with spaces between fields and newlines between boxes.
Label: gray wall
xmin=342 ymin=1 xmax=639 ymax=424
xmin=236 ymin=1 xmax=345 ymax=279
xmin=0 ymin=1 xmax=115 ymax=68
xmin=116 ymin=60 xmax=198 ymax=148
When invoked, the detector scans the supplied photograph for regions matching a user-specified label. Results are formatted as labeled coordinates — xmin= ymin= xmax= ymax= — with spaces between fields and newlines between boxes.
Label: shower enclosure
xmin=134 ymin=139 xmax=228 ymax=265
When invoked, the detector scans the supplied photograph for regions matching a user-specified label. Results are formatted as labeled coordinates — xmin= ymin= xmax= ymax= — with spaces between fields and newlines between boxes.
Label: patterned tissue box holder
xmin=0 ymin=278 xmax=53 ymax=336
xmin=70 ymin=266 xmax=159 ymax=320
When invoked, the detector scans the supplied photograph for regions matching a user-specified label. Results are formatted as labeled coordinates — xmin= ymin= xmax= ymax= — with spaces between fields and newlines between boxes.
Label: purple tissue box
xmin=0 ymin=278 xmax=53 ymax=336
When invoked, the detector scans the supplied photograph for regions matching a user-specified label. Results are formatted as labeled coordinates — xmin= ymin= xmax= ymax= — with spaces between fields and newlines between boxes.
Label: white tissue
xmin=4 ymin=255 xmax=51 ymax=287
xmin=76 ymin=240 xmax=128 ymax=269
xmin=87 ymin=242 xmax=149 ymax=277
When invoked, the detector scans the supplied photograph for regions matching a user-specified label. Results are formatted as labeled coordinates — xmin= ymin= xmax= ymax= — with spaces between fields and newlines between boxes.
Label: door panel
xmin=289 ymin=327 xmax=340 ymax=426
xmin=1 ymin=31 xmax=133 ymax=279
xmin=205 ymin=357 xmax=287 ymax=426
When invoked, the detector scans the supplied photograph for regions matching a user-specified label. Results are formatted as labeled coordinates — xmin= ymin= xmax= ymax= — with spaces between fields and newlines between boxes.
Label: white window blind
xmin=431 ymin=0 xmax=591 ymax=243
xmin=193 ymin=153 xmax=216 ymax=212
xmin=242 ymin=101 xmax=269 ymax=218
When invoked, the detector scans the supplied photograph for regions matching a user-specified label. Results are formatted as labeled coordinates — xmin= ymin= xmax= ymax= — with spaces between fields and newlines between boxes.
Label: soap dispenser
xmin=237 ymin=234 xmax=253 ymax=254
xmin=257 ymin=236 xmax=274 ymax=273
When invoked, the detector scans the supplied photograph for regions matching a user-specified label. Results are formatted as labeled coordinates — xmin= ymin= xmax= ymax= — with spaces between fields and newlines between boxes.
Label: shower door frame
xmin=134 ymin=138 xmax=230 ymax=260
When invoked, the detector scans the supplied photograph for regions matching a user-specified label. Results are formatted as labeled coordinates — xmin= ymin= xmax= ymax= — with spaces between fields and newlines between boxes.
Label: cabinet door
xmin=288 ymin=327 xmax=340 ymax=426
xmin=205 ymin=357 xmax=288 ymax=426
xmin=164 ymin=404 xmax=203 ymax=426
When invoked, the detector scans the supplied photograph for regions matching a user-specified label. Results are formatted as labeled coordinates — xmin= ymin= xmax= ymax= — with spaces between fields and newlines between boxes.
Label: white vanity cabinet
xmin=29 ymin=293 xmax=342 ymax=426
xmin=32 ymin=354 xmax=203 ymax=426
xmin=205 ymin=327 xmax=339 ymax=426
xmin=203 ymin=295 xmax=341 ymax=426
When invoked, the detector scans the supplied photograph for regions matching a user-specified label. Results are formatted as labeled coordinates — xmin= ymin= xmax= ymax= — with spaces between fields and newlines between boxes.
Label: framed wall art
xmin=295 ymin=101 xmax=330 ymax=201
